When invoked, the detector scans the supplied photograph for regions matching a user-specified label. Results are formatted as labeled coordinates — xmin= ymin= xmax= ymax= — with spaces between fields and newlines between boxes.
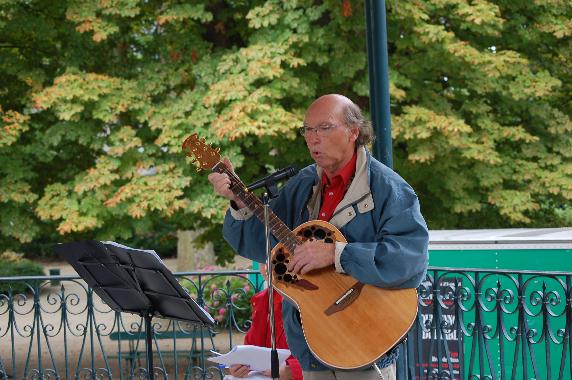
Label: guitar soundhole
xmin=272 ymin=253 xmax=298 ymax=284
xmin=298 ymin=226 xmax=335 ymax=243
xmin=314 ymin=228 xmax=326 ymax=239
xmin=275 ymin=263 xmax=287 ymax=275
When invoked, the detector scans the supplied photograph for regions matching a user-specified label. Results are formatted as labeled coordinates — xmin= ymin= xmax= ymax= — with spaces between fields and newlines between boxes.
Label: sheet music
xmin=209 ymin=345 xmax=290 ymax=372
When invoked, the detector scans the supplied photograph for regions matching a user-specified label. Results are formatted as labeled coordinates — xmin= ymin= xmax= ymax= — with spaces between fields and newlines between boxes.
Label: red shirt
xmin=244 ymin=289 xmax=303 ymax=380
xmin=318 ymin=152 xmax=357 ymax=221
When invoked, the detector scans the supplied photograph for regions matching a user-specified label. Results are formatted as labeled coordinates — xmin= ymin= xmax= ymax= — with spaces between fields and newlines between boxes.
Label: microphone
xmin=247 ymin=165 xmax=299 ymax=192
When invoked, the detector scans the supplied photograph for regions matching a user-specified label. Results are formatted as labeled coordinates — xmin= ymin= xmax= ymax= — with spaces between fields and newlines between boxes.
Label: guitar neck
xmin=214 ymin=162 xmax=298 ymax=252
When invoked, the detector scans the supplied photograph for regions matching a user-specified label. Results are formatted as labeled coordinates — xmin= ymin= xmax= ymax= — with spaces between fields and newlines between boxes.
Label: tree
xmin=0 ymin=0 xmax=570 ymax=261
xmin=388 ymin=0 xmax=572 ymax=228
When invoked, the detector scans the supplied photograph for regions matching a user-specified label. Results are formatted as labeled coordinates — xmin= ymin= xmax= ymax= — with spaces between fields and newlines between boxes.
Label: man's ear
xmin=349 ymin=126 xmax=359 ymax=142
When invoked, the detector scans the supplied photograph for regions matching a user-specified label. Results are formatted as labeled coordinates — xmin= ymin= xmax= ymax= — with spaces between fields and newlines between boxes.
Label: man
xmin=209 ymin=94 xmax=429 ymax=380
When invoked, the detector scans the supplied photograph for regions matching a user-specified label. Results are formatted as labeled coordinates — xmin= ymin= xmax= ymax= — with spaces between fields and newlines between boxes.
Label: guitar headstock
xmin=182 ymin=134 xmax=221 ymax=170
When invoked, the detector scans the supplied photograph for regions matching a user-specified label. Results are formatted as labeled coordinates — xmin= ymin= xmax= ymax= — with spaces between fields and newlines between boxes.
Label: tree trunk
xmin=176 ymin=229 xmax=215 ymax=271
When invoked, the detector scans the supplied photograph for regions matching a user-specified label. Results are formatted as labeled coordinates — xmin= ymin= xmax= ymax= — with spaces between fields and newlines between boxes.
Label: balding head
xmin=306 ymin=94 xmax=374 ymax=147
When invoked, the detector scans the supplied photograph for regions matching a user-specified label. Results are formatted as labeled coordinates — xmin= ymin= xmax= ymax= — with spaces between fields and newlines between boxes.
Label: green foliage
xmin=0 ymin=251 xmax=45 ymax=294
xmin=0 ymin=0 xmax=570 ymax=262
xmin=389 ymin=0 xmax=572 ymax=227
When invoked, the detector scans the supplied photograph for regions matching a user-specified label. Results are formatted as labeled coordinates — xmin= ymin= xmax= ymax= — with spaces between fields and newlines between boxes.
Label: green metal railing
xmin=0 ymin=270 xmax=264 ymax=380
xmin=1 ymin=268 xmax=571 ymax=379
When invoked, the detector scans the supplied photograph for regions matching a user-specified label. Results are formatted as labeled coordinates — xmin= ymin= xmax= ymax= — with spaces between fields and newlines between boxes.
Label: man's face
xmin=303 ymin=97 xmax=359 ymax=177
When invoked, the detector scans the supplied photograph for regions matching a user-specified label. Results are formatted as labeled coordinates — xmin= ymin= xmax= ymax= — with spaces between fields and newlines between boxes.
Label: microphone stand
xmin=262 ymin=192 xmax=280 ymax=380
xmin=247 ymin=169 xmax=297 ymax=380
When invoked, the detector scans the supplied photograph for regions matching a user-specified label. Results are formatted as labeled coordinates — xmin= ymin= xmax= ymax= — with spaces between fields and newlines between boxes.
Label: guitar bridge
xmin=324 ymin=281 xmax=365 ymax=316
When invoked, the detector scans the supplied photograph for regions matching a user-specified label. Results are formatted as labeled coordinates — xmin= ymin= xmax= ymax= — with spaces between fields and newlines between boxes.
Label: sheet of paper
xmin=223 ymin=373 xmax=270 ymax=380
xmin=209 ymin=345 xmax=290 ymax=372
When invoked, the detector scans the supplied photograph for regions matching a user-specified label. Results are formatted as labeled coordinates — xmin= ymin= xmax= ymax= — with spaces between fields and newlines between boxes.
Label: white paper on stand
xmin=209 ymin=345 xmax=290 ymax=372
xmin=223 ymin=374 xmax=272 ymax=380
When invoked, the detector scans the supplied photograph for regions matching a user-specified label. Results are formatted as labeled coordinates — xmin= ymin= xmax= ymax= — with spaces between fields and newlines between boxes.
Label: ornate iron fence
xmin=1 ymin=268 xmax=571 ymax=380
xmin=404 ymin=268 xmax=572 ymax=380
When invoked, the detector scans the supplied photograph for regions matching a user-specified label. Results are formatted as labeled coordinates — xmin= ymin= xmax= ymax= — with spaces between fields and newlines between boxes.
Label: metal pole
xmin=365 ymin=0 xmax=393 ymax=169
xmin=263 ymin=193 xmax=280 ymax=380
xmin=145 ymin=314 xmax=155 ymax=380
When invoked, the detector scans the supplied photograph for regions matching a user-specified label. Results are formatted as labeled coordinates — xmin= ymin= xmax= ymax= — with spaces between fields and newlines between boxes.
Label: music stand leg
xmin=145 ymin=314 xmax=155 ymax=380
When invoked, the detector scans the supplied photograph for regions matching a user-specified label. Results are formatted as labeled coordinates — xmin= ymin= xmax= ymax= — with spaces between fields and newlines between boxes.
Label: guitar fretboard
xmin=214 ymin=162 xmax=298 ymax=252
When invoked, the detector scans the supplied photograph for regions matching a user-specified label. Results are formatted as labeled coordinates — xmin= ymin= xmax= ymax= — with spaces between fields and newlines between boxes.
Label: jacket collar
xmin=306 ymin=147 xmax=371 ymax=223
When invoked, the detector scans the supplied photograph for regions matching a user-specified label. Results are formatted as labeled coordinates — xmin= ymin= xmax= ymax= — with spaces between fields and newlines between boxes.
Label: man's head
xmin=302 ymin=94 xmax=374 ymax=177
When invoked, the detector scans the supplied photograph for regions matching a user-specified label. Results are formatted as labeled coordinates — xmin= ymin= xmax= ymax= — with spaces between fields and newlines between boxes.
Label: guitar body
xmin=270 ymin=220 xmax=418 ymax=370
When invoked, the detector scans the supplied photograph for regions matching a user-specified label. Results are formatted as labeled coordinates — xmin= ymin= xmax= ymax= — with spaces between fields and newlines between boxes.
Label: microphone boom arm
xmin=247 ymin=166 xmax=299 ymax=199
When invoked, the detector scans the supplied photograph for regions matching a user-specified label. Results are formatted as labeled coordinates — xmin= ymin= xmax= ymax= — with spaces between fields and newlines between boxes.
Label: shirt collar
xmin=321 ymin=151 xmax=357 ymax=187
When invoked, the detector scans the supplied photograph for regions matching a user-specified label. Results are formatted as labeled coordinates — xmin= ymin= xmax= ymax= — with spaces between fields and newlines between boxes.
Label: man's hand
xmin=207 ymin=157 xmax=246 ymax=208
xmin=229 ymin=364 xmax=251 ymax=378
xmin=287 ymin=240 xmax=335 ymax=275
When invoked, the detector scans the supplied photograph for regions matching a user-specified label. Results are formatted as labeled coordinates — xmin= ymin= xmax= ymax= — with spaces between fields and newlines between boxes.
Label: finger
xmin=230 ymin=365 xmax=249 ymax=377
xmin=229 ymin=364 xmax=241 ymax=375
xmin=207 ymin=173 xmax=219 ymax=186
xmin=208 ymin=173 xmax=227 ymax=189
xmin=289 ymin=254 xmax=308 ymax=274
xmin=287 ymin=253 xmax=300 ymax=272
xmin=237 ymin=366 xmax=250 ymax=377
xmin=300 ymin=261 xmax=314 ymax=275
xmin=209 ymin=175 xmax=233 ymax=197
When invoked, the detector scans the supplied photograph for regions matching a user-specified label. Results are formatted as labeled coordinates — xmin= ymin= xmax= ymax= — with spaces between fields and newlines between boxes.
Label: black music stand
xmin=55 ymin=240 xmax=215 ymax=380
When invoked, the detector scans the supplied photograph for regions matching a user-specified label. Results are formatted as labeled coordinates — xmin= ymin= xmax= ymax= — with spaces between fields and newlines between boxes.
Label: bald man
xmin=209 ymin=94 xmax=429 ymax=380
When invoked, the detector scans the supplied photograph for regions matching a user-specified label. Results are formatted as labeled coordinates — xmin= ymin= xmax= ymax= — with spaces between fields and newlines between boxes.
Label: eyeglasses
xmin=299 ymin=123 xmax=340 ymax=137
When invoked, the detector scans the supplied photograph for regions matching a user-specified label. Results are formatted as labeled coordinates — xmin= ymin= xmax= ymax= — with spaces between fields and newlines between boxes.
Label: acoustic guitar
xmin=182 ymin=134 xmax=418 ymax=369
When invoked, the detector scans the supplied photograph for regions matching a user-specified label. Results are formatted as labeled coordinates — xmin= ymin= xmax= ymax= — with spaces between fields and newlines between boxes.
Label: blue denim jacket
xmin=223 ymin=148 xmax=429 ymax=371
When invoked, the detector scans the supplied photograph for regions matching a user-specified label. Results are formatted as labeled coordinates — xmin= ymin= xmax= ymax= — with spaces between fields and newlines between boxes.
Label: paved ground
xmin=0 ymin=256 xmax=254 ymax=379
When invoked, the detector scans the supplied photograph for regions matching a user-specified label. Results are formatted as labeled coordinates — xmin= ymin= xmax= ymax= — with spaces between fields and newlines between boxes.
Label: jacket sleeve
xmin=339 ymin=182 xmax=429 ymax=289
xmin=223 ymin=207 xmax=268 ymax=263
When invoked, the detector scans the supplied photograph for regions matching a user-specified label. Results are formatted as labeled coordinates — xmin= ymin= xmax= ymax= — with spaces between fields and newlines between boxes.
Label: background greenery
xmin=0 ymin=251 xmax=44 ymax=292
xmin=1 ymin=0 xmax=570 ymax=263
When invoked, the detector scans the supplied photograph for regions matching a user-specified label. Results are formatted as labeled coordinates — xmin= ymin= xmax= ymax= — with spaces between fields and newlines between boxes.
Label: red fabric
xmin=318 ymin=152 xmax=357 ymax=221
xmin=244 ymin=289 xmax=303 ymax=380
